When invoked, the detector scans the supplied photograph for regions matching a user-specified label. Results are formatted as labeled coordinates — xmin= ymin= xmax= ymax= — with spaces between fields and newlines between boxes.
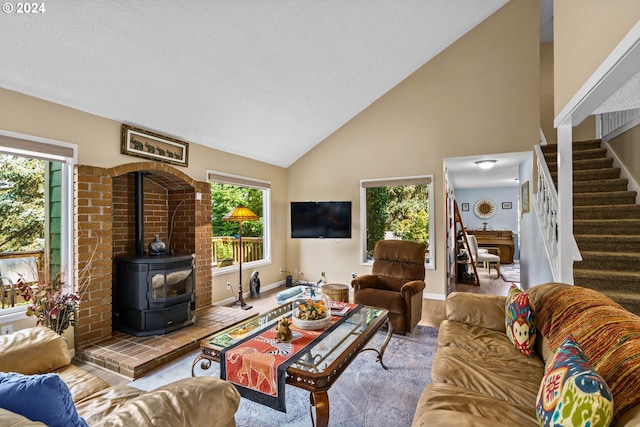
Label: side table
xmin=322 ymin=283 xmax=349 ymax=303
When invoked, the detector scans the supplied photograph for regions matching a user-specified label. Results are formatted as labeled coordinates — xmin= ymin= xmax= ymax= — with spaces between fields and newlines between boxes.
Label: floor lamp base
xmin=233 ymin=300 xmax=253 ymax=310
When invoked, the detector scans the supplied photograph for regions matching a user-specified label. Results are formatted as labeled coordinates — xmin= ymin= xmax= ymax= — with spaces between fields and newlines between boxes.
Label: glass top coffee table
xmin=192 ymin=301 xmax=392 ymax=427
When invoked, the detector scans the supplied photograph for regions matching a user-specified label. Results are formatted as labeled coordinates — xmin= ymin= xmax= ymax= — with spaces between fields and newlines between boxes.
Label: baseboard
xmin=423 ymin=293 xmax=446 ymax=301
xmin=215 ymin=280 xmax=286 ymax=307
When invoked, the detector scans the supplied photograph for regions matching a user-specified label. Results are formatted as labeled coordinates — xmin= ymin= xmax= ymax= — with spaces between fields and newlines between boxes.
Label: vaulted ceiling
xmin=0 ymin=0 xmax=510 ymax=167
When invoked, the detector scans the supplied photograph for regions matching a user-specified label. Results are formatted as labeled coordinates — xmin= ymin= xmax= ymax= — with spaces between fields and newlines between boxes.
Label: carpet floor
xmin=130 ymin=325 xmax=438 ymax=427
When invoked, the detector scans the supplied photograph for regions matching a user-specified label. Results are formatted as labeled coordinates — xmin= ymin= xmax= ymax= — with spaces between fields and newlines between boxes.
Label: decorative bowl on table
xmin=292 ymin=314 xmax=331 ymax=330
xmin=292 ymin=297 xmax=331 ymax=330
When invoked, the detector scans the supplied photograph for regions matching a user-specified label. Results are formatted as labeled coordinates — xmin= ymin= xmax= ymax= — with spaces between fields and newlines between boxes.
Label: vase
xmin=148 ymin=234 xmax=166 ymax=255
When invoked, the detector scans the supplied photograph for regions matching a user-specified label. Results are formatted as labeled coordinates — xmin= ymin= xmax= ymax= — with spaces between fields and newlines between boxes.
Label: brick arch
xmin=106 ymin=161 xmax=198 ymax=189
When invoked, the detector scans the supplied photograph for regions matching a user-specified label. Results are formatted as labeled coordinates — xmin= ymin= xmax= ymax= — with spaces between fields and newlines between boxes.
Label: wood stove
xmin=112 ymin=171 xmax=196 ymax=336
xmin=113 ymin=254 xmax=195 ymax=336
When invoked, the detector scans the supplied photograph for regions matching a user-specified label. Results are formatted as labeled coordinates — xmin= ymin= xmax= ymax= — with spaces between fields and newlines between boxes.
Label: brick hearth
xmin=79 ymin=305 xmax=253 ymax=379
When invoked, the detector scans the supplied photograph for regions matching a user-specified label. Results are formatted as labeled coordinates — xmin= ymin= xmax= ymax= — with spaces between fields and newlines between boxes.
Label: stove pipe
xmin=134 ymin=172 xmax=144 ymax=256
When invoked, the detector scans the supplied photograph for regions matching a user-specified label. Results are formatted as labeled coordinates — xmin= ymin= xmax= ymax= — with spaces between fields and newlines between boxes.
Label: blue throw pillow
xmin=276 ymin=285 xmax=306 ymax=304
xmin=0 ymin=372 xmax=88 ymax=427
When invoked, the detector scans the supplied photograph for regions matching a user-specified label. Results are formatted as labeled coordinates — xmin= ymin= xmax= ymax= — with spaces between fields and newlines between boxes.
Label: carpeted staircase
xmin=541 ymin=140 xmax=640 ymax=315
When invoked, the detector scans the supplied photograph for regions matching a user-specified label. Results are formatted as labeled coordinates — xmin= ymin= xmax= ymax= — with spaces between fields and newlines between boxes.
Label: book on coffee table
xmin=331 ymin=302 xmax=350 ymax=316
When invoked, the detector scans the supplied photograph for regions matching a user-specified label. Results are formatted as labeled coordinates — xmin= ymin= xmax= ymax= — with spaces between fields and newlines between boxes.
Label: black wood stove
xmin=112 ymin=172 xmax=196 ymax=336
xmin=113 ymin=254 xmax=195 ymax=336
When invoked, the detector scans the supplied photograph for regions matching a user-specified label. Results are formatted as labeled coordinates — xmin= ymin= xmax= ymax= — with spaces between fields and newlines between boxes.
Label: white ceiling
xmin=0 ymin=0 xmax=510 ymax=168
xmin=445 ymin=152 xmax=531 ymax=190
xmin=6 ymin=1 xmax=631 ymax=190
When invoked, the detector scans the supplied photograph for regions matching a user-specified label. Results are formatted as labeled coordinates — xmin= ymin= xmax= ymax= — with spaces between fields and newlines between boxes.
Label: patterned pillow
xmin=505 ymin=284 xmax=536 ymax=356
xmin=536 ymin=335 xmax=613 ymax=427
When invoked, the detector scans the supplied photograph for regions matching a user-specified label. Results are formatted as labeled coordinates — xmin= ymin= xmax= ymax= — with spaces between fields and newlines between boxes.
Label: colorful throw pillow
xmin=536 ymin=336 xmax=613 ymax=427
xmin=0 ymin=372 xmax=88 ymax=427
xmin=505 ymin=284 xmax=536 ymax=356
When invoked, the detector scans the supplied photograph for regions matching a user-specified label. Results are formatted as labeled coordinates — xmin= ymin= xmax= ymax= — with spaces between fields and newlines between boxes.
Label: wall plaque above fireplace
xmin=113 ymin=254 xmax=196 ymax=336
xmin=121 ymin=124 xmax=189 ymax=167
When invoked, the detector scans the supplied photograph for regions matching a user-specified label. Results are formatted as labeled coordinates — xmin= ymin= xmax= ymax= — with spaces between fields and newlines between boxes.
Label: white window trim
xmin=0 ymin=130 xmax=76 ymax=320
xmin=359 ymin=174 xmax=435 ymax=270
xmin=206 ymin=170 xmax=272 ymax=276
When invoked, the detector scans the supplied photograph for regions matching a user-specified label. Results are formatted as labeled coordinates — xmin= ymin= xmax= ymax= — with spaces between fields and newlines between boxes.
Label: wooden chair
xmin=466 ymin=234 xmax=500 ymax=278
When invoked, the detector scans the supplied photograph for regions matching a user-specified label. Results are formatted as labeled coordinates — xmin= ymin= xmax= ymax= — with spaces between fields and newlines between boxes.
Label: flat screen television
xmin=290 ymin=201 xmax=352 ymax=238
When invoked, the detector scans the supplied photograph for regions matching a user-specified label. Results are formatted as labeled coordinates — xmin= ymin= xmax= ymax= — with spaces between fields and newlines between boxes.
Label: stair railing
xmin=533 ymin=144 xmax=582 ymax=282
xmin=598 ymin=108 xmax=640 ymax=141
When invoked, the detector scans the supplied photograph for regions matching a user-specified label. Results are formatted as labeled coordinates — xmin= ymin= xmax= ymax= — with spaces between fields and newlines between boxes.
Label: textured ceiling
xmin=0 ymin=0 xmax=509 ymax=167
xmin=594 ymin=70 xmax=640 ymax=114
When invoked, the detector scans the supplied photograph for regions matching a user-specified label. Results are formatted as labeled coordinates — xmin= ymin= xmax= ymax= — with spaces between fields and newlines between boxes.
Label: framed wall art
xmin=521 ymin=181 xmax=530 ymax=214
xmin=461 ymin=203 xmax=469 ymax=212
xmin=502 ymin=202 xmax=512 ymax=209
xmin=474 ymin=198 xmax=496 ymax=219
xmin=121 ymin=124 xmax=189 ymax=167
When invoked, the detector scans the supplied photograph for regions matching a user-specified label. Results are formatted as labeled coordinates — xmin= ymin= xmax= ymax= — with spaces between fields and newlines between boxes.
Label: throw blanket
xmin=536 ymin=286 xmax=640 ymax=421
xmin=220 ymin=304 xmax=361 ymax=412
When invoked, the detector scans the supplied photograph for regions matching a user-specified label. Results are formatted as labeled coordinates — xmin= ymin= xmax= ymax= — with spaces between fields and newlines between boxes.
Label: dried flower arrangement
xmin=16 ymin=272 xmax=81 ymax=335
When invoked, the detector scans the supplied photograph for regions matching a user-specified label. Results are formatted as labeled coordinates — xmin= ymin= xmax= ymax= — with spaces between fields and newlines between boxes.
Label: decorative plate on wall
xmin=474 ymin=198 xmax=496 ymax=219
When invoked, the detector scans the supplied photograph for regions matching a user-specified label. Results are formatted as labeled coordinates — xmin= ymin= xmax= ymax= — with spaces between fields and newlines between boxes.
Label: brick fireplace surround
xmin=73 ymin=161 xmax=252 ymax=377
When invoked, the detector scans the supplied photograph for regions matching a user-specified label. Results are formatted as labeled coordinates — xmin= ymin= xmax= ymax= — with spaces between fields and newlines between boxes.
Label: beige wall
xmin=0 ymin=87 xmax=289 ymax=301
xmin=540 ymin=42 xmax=556 ymax=144
xmin=554 ymin=0 xmax=640 ymax=114
xmin=541 ymin=42 xmax=596 ymax=145
xmin=610 ymin=125 xmax=640 ymax=184
xmin=287 ymin=0 xmax=540 ymax=296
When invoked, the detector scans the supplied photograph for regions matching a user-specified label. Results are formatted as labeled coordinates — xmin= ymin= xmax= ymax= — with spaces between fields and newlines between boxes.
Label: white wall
xmin=518 ymin=155 xmax=553 ymax=289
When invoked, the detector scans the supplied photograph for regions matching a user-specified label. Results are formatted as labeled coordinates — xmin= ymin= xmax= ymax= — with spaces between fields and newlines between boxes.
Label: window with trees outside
xmin=360 ymin=175 xmax=434 ymax=269
xmin=207 ymin=171 xmax=271 ymax=273
xmin=0 ymin=134 xmax=74 ymax=319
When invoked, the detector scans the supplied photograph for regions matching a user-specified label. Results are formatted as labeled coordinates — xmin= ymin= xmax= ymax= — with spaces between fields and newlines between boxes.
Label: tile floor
xmin=77 ymin=302 xmax=260 ymax=379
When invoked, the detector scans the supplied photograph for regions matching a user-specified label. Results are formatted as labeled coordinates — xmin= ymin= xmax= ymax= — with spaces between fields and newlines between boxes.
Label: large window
xmin=360 ymin=175 xmax=434 ymax=269
xmin=207 ymin=171 xmax=271 ymax=273
xmin=0 ymin=131 xmax=75 ymax=320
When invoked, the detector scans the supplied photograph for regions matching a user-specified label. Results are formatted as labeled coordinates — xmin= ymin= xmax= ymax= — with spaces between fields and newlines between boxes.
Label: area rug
xmin=130 ymin=325 xmax=438 ymax=427
xmin=500 ymin=263 xmax=520 ymax=283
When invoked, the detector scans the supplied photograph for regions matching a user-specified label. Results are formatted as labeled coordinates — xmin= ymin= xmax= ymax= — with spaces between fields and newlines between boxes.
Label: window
xmin=207 ymin=171 xmax=271 ymax=273
xmin=0 ymin=131 xmax=75 ymax=321
xmin=360 ymin=175 xmax=434 ymax=269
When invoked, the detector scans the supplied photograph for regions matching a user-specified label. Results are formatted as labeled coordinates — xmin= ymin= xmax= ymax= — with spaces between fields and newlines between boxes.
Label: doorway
xmin=444 ymin=151 xmax=530 ymax=296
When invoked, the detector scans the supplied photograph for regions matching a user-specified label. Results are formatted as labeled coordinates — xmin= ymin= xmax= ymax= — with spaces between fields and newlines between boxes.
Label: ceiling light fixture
xmin=474 ymin=160 xmax=497 ymax=170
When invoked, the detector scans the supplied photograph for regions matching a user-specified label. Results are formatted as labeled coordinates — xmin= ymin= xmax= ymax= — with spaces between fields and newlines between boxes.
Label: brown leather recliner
xmin=351 ymin=240 xmax=426 ymax=334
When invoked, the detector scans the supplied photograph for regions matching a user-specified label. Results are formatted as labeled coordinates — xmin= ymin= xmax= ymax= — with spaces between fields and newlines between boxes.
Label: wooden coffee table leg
xmin=309 ymin=390 xmax=330 ymax=427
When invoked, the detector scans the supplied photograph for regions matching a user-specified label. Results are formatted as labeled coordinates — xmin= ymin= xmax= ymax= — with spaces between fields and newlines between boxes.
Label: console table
xmin=468 ymin=230 xmax=515 ymax=264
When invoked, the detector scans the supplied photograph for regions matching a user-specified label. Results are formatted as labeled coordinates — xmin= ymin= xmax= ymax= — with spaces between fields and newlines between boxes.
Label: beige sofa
xmin=413 ymin=283 xmax=640 ymax=427
xmin=0 ymin=327 xmax=240 ymax=426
